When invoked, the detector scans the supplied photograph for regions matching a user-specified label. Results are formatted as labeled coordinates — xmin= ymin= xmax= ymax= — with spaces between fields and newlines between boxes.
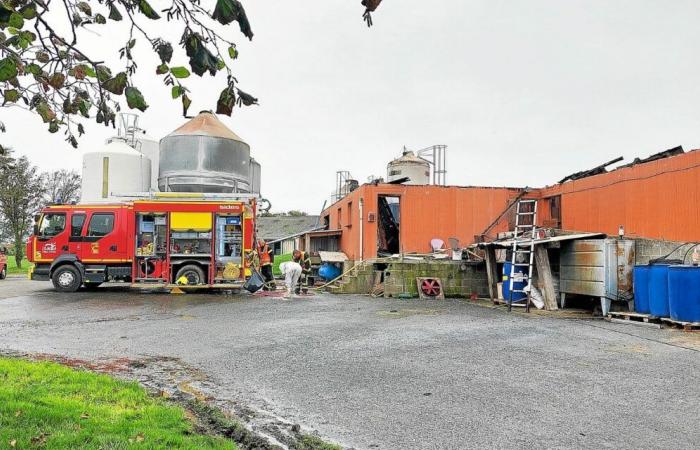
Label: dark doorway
xmin=377 ymin=196 xmax=400 ymax=255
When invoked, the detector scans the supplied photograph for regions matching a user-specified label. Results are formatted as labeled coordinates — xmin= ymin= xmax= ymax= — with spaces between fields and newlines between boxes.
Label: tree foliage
xmin=0 ymin=149 xmax=44 ymax=267
xmin=42 ymin=168 xmax=81 ymax=205
xmin=0 ymin=0 xmax=258 ymax=148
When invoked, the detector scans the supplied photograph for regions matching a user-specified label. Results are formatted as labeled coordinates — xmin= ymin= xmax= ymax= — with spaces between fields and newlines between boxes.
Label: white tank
xmin=387 ymin=151 xmax=430 ymax=185
xmin=80 ymin=140 xmax=151 ymax=203
xmin=134 ymin=130 xmax=159 ymax=191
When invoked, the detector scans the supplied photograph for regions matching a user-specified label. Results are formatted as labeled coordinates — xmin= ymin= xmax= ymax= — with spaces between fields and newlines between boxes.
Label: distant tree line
xmin=259 ymin=210 xmax=309 ymax=217
xmin=0 ymin=148 xmax=80 ymax=268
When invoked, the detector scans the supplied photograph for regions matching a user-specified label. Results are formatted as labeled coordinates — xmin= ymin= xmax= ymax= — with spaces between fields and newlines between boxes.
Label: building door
xmin=548 ymin=195 xmax=562 ymax=229
xmin=377 ymin=196 xmax=400 ymax=255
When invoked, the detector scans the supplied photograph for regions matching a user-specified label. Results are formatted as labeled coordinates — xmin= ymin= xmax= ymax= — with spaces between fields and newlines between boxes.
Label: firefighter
xmin=256 ymin=239 xmax=275 ymax=290
xmin=292 ymin=249 xmax=311 ymax=294
xmin=279 ymin=260 xmax=302 ymax=298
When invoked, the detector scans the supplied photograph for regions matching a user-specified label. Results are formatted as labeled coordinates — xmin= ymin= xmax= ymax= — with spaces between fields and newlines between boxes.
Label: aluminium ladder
xmin=507 ymin=199 xmax=538 ymax=313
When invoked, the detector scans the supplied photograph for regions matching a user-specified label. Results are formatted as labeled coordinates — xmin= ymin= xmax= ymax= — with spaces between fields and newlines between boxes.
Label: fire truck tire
xmin=175 ymin=265 xmax=206 ymax=285
xmin=0 ymin=267 xmax=6 ymax=280
xmin=52 ymin=265 xmax=82 ymax=292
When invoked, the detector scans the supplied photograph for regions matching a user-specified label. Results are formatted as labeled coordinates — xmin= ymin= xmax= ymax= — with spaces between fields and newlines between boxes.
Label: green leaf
xmin=182 ymin=93 xmax=191 ymax=116
xmin=171 ymin=85 xmax=182 ymax=99
xmin=156 ymin=42 xmax=173 ymax=64
xmin=102 ymin=72 xmax=127 ymax=95
xmin=48 ymin=120 xmax=59 ymax=133
xmin=77 ymin=2 xmax=92 ymax=16
xmin=228 ymin=46 xmax=238 ymax=59
xmin=78 ymin=98 xmax=91 ymax=118
xmin=96 ymin=65 xmax=112 ymax=82
xmin=0 ymin=57 xmax=18 ymax=82
xmin=2 ymin=89 xmax=19 ymax=103
xmin=25 ymin=63 xmax=41 ymax=76
xmin=156 ymin=63 xmax=168 ymax=75
xmin=216 ymin=87 xmax=235 ymax=116
xmin=8 ymin=12 xmax=24 ymax=29
xmin=212 ymin=0 xmax=253 ymax=40
xmin=19 ymin=4 xmax=37 ymax=20
xmin=36 ymin=102 xmax=56 ymax=123
xmin=84 ymin=66 xmax=97 ymax=78
xmin=138 ymin=0 xmax=160 ymax=20
xmin=169 ymin=66 xmax=190 ymax=78
xmin=184 ymin=33 xmax=219 ymax=77
xmin=216 ymin=59 xmax=225 ymax=71
xmin=95 ymin=13 xmax=106 ymax=24
xmin=237 ymin=90 xmax=258 ymax=106
xmin=125 ymin=86 xmax=148 ymax=112
xmin=108 ymin=4 xmax=122 ymax=21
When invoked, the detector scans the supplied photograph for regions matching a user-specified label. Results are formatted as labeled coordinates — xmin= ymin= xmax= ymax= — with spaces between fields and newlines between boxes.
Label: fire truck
xmin=26 ymin=194 xmax=257 ymax=292
xmin=0 ymin=249 xmax=7 ymax=280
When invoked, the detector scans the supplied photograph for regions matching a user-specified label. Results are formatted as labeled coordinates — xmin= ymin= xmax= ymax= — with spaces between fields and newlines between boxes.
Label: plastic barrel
xmin=648 ymin=264 xmax=672 ymax=318
xmin=318 ymin=263 xmax=342 ymax=281
xmin=503 ymin=262 xmax=526 ymax=301
xmin=668 ymin=266 xmax=700 ymax=323
xmin=633 ymin=265 xmax=651 ymax=314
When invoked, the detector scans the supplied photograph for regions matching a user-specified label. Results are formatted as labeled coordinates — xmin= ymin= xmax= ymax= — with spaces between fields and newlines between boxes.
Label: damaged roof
xmin=257 ymin=216 xmax=321 ymax=241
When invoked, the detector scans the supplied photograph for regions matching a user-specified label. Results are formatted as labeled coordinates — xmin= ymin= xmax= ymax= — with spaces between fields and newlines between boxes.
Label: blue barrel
xmin=633 ymin=265 xmax=651 ymax=314
xmin=648 ymin=264 xmax=672 ymax=318
xmin=668 ymin=266 xmax=700 ymax=323
xmin=318 ymin=263 xmax=342 ymax=281
xmin=503 ymin=262 xmax=526 ymax=301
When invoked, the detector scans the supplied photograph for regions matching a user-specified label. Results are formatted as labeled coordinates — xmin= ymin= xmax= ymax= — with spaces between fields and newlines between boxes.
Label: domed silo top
xmin=387 ymin=151 xmax=430 ymax=184
xmin=159 ymin=111 xmax=253 ymax=193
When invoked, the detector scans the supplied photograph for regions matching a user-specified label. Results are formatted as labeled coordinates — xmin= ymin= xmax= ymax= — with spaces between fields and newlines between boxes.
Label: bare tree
xmin=0 ymin=150 xmax=45 ymax=267
xmin=42 ymin=169 xmax=81 ymax=205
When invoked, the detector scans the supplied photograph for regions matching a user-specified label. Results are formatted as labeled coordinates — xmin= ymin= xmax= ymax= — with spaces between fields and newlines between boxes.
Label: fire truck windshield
xmin=38 ymin=213 xmax=66 ymax=237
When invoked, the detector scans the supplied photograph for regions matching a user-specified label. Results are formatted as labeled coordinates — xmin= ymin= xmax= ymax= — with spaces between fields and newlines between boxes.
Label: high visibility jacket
xmin=258 ymin=243 xmax=272 ymax=266
xmin=294 ymin=251 xmax=311 ymax=274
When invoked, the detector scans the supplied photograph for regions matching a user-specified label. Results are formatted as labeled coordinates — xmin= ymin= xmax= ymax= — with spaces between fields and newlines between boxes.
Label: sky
xmin=3 ymin=0 xmax=700 ymax=213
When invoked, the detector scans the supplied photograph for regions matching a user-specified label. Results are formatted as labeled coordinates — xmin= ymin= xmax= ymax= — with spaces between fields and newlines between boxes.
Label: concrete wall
xmin=383 ymin=260 xmax=489 ymax=298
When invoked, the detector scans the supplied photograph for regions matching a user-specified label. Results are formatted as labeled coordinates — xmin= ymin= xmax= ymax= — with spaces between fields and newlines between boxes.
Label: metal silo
xmin=249 ymin=158 xmax=261 ymax=195
xmin=158 ymin=112 xmax=252 ymax=193
xmin=387 ymin=151 xmax=430 ymax=185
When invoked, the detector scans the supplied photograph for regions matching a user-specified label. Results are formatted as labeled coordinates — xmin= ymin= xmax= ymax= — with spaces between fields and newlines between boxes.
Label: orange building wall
xmin=537 ymin=149 xmax=700 ymax=241
xmin=322 ymin=185 xmax=521 ymax=260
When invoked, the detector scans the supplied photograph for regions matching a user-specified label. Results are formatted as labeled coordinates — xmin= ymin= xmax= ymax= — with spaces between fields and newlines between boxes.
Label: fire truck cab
xmin=0 ymin=247 xmax=7 ymax=280
xmin=27 ymin=197 xmax=256 ymax=292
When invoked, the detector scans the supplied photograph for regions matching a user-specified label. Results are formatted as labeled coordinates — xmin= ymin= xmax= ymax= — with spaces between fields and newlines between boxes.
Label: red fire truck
xmin=26 ymin=195 xmax=256 ymax=292
xmin=0 ymin=248 xmax=7 ymax=280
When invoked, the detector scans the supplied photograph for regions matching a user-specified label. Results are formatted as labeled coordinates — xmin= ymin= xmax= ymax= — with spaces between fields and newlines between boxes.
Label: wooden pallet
xmin=660 ymin=317 xmax=700 ymax=331
xmin=607 ymin=311 xmax=661 ymax=324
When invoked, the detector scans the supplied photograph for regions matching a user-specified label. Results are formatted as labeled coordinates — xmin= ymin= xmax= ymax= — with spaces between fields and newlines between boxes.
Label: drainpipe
xmin=359 ymin=197 xmax=364 ymax=261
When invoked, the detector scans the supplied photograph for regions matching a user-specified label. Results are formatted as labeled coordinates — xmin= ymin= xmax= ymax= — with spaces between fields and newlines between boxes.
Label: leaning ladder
xmin=508 ymin=199 xmax=538 ymax=313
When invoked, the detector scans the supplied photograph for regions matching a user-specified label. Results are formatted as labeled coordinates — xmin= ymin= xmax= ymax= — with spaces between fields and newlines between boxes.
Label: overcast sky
xmin=3 ymin=0 xmax=700 ymax=213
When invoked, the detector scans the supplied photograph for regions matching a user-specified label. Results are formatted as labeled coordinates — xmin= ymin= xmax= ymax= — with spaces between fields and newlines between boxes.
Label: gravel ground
xmin=0 ymin=278 xmax=698 ymax=449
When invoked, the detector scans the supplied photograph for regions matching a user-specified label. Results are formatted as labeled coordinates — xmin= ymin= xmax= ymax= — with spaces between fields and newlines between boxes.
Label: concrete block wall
xmin=634 ymin=238 xmax=692 ymax=264
xmin=383 ymin=260 xmax=489 ymax=298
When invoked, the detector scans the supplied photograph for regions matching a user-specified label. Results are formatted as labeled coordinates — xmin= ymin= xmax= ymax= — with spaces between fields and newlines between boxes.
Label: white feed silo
xmin=387 ymin=151 xmax=430 ymax=185
xmin=134 ymin=130 xmax=159 ymax=191
xmin=80 ymin=140 xmax=151 ymax=203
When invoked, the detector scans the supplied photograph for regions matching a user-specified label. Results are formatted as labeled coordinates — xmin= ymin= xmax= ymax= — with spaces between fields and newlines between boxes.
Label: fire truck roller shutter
xmin=170 ymin=212 xmax=212 ymax=231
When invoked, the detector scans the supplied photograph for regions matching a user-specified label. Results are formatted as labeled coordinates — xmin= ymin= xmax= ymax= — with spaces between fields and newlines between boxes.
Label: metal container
xmin=633 ymin=265 xmax=651 ymax=314
xmin=387 ymin=151 xmax=430 ymax=185
xmin=159 ymin=112 xmax=251 ymax=193
xmin=668 ymin=266 xmax=700 ymax=322
xmin=249 ymin=158 xmax=261 ymax=195
xmin=648 ymin=264 xmax=672 ymax=318
xmin=560 ymin=238 xmax=635 ymax=315
xmin=81 ymin=140 xmax=151 ymax=203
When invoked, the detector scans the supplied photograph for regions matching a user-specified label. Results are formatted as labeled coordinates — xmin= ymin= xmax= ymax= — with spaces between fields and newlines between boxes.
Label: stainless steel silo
xmin=159 ymin=112 xmax=252 ymax=193
xmin=249 ymin=158 xmax=261 ymax=195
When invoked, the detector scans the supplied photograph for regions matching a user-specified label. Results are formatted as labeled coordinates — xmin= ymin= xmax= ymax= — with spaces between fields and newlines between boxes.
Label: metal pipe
xmin=359 ymin=197 xmax=364 ymax=261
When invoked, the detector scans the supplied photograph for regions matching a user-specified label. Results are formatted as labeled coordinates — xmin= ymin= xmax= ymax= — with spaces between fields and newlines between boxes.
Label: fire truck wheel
xmin=175 ymin=265 xmax=206 ymax=285
xmin=0 ymin=267 xmax=6 ymax=280
xmin=52 ymin=265 xmax=82 ymax=292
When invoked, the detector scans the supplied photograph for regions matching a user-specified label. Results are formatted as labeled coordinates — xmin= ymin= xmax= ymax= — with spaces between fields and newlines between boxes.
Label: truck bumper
xmin=30 ymin=265 xmax=50 ymax=281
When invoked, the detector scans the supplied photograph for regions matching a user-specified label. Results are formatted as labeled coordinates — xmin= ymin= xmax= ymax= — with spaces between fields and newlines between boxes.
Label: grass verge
xmin=5 ymin=257 xmax=31 ymax=276
xmin=0 ymin=357 xmax=236 ymax=449
xmin=272 ymin=253 xmax=293 ymax=276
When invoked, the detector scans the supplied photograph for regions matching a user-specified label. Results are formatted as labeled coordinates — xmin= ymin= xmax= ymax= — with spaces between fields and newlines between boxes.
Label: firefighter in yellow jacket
xmin=257 ymin=239 xmax=275 ymax=290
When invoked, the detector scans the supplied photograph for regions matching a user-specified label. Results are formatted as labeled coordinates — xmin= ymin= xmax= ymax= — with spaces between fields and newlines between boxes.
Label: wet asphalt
xmin=1 ymin=277 xmax=699 ymax=449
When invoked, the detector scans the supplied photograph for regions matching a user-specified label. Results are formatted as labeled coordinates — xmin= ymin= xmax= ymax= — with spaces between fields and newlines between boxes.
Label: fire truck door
xmin=68 ymin=212 xmax=86 ymax=257
xmin=35 ymin=212 xmax=68 ymax=262
xmin=81 ymin=211 xmax=126 ymax=261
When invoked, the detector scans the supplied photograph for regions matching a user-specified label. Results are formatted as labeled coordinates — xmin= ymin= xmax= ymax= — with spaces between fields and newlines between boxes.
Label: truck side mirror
xmin=33 ymin=224 xmax=39 ymax=236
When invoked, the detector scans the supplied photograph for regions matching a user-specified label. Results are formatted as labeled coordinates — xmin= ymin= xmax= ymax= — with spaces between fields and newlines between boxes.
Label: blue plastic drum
xmin=633 ymin=265 xmax=651 ymax=314
xmin=668 ymin=266 xmax=700 ymax=323
xmin=503 ymin=261 xmax=526 ymax=301
xmin=648 ymin=264 xmax=672 ymax=318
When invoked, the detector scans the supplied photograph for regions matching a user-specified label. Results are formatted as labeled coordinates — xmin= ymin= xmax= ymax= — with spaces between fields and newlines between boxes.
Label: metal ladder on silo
xmin=507 ymin=199 xmax=538 ymax=313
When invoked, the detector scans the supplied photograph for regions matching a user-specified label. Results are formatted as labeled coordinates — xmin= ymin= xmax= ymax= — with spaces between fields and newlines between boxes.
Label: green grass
xmin=272 ymin=253 xmax=293 ymax=276
xmin=5 ymin=257 xmax=31 ymax=276
xmin=0 ymin=357 xmax=236 ymax=449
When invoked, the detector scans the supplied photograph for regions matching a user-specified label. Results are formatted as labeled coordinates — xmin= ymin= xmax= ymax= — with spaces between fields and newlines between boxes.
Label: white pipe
xmin=359 ymin=197 xmax=364 ymax=261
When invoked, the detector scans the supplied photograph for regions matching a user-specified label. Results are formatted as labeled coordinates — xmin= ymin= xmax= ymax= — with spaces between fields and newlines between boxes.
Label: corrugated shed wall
xmin=322 ymin=185 xmax=520 ymax=259
xmin=537 ymin=149 xmax=700 ymax=242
